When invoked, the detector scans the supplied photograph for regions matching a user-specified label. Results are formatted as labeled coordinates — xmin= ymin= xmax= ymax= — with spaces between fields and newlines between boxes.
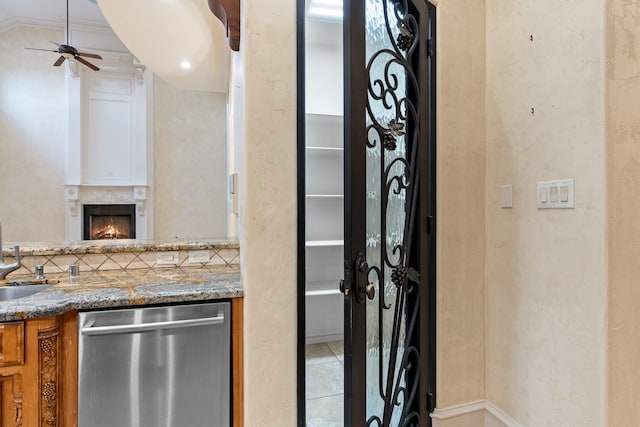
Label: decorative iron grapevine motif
xmin=364 ymin=0 xmax=426 ymax=426
xmin=383 ymin=119 xmax=406 ymax=151
xmin=396 ymin=21 xmax=415 ymax=51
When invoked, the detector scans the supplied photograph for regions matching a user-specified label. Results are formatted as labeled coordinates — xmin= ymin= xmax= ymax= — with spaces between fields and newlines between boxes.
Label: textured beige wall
xmin=0 ymin=26 xmax=67 ymax=242
xmin=154 ymin=78 xmax=228 ymax=239
xmin=607 ymin=0 xmax=640 ymax=424
xmin=435 ymin=0 xmax=487 ymax=408
xmin=486 ymin=1 xmax=607 ymax=425
xmin=238 ymin=0 xmax=297 ymax=425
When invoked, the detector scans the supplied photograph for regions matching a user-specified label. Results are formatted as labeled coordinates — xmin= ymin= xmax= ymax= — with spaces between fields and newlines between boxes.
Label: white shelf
xmin=306 ymin=289 xmax=342 ymax=297
xmin=306 ymin=112 xmax=343 ymax=119
xmin=306 ymin=194 xmax=344 ymax=198
xmin=305 ymin=240 xmax=344 ymax=247
xmin=305 ymin=89 xmax=344 ymax=341
xmin=306 ymin=280 xmax=342 ymax=296
xmin=306 ymin=146 xmax=344 ymax=152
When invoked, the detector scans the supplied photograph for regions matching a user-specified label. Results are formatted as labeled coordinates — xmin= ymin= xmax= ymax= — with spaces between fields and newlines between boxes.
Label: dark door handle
xmin=363 ymin=283 xmax=375 ymax=300
xmin=339 ymin=279 xmax=350 ymax=296
xmin=353 ymin=252 xmax=374 ymax=302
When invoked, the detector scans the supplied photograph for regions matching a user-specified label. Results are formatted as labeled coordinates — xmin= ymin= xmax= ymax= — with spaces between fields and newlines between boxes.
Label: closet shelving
xmin=305 ymin=111 xmax=344 ymax=343
xmin=304 ymin=15 xmax=344 ymax=343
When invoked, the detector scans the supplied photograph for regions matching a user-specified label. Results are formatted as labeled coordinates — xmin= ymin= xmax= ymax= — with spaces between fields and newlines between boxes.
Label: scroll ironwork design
xmin=364 ymin=0 xmax=425 ymax=426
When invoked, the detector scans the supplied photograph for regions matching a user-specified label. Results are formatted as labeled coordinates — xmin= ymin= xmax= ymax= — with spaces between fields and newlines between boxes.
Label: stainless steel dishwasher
xmin=78 ymin=302 xmax=230 ymax=427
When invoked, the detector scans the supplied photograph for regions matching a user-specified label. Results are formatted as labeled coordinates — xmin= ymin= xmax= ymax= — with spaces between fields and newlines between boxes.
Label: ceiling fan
xmin=24 ymin=0 xmax=102 ymax=71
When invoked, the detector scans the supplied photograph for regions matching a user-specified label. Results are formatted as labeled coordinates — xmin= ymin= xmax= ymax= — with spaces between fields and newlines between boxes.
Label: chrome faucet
xmin=0 ymin=222 xmax=20 ymax=280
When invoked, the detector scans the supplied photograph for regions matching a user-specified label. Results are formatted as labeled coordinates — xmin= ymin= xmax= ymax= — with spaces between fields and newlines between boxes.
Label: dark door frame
xmin=295 ymin=0 xmax=306 ymax=425
xmin=343 ymin=1 xmax=437 ymax=426
xmin=296 ymin=1 xmax=437 ymax=425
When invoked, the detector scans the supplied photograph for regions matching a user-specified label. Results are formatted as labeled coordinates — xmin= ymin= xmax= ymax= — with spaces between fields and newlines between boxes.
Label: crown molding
xmin=0 ymin=16 xmax=109 ymax=33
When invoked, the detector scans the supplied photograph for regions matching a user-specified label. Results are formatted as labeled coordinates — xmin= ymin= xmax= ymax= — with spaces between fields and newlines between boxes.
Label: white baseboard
xmin=485 ymin=401 xmax=522 ymax=427
xmin=431 ymin=400 xmax=486 ymax=420
xmin=431 ymin=400 xmax=522 ymax=427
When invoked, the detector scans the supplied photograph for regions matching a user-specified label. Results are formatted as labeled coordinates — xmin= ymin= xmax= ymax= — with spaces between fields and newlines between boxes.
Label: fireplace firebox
xmin=83 ymin=204 xmax=136 ymax=240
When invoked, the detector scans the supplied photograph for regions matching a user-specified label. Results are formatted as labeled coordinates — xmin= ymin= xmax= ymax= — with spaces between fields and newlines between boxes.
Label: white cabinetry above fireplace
xmin=64 ymin=52 xmax=154 ymax=241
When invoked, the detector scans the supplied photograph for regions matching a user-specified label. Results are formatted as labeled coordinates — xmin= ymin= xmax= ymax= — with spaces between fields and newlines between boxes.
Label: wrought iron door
xmin=342 ymin=1 xmax=436 ymax=426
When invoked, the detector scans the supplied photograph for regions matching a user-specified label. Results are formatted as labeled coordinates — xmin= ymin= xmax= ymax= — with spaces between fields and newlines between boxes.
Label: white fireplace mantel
xmin=64 ymin=52 xmax=154 ymax=241
xmin=65 ymin=185 xmax=150 ymax=241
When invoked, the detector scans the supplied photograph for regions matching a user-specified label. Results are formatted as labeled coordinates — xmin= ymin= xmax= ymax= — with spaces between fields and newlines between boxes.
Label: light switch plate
xmin=229 ymin=173 xmax=239 ymax=215
xmin=188 ymin=250 xmax=210 ymax=264
xmin=156 ymin=251 xmax=180 ymax=266
xmin=537 ymin=179 xmax=574 ymax=209
xmin=500 ymin=185 xmax=513 ymax=208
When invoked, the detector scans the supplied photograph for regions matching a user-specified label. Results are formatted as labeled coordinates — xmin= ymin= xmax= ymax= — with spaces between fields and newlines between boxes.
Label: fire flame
xmin=92 ymin=217 xmax=129 ymax=240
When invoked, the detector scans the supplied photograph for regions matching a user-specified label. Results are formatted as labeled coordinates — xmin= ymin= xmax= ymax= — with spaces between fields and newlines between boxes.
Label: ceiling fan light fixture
xmin=23 ymin=0 xmax=102 ymax=71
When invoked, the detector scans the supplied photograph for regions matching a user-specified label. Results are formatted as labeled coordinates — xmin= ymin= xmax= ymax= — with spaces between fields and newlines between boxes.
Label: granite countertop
xmin=0 ymin=266 xmax=242 ymax=322
xmin=2 ymin=238 xmax=239 ymax=256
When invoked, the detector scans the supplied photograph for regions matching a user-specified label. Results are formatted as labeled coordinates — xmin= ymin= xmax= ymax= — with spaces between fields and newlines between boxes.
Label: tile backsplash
xmin=6 ymin=248 xmax=240 ymax=277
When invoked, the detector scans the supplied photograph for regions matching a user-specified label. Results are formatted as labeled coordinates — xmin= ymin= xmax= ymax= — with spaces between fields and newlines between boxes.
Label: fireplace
xmin=83 ymin=204 xmax=136 ymax=240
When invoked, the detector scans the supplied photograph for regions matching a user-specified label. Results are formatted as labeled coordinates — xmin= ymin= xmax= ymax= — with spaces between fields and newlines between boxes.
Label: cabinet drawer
xmin=0 ymin=322 xmax=24 ymax=366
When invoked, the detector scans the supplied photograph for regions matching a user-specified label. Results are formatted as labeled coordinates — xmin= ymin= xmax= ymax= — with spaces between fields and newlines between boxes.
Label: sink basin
xmin=0 ymin=285 xmax=52 ymax=301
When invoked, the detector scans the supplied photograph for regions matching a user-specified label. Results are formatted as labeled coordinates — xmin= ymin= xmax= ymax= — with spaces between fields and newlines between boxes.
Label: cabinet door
xmin=22 ymin=316 xmax=64 ymax=427
xmin=0 ymin=313 xmax=78 ymax=427
xmin=0 ymin=323 xmax=24 ymax=367
xmin=0 ymin=322 xmax=24 ymax=427
xmin=0 ymin=372 xmax=22 ymax=427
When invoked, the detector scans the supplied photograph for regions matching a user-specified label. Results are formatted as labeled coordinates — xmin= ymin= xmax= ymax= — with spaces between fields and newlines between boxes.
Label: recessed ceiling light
xmin=180 ymin=61 xmax=192 ymax=70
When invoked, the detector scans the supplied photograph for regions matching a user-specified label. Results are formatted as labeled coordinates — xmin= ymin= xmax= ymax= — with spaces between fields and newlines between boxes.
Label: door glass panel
xmin=365 ymin=0 xmax=412 ymax=424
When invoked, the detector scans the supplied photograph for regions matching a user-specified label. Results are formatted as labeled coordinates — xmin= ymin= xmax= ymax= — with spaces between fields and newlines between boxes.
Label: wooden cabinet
xmin=232 ymin=297 xmax=244 ymax=427
xmin=0 ymin=312 xmax=77 ymax=427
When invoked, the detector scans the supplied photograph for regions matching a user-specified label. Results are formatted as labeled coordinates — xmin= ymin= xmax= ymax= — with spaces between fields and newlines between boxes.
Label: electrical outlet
xmin=188 ymin=250 xmax=210 ymax=264
xmin=156 ymin=251 xmax=179 ymax=266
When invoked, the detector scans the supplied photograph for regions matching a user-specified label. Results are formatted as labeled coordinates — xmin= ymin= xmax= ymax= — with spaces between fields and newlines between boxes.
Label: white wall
xmin=154 ymin=77 xmax=228 ymax=239
xmin=435 ymin=0 xmax=487 ymax=409
xmin=0 ymin=26 xmax=67 ymax=242
xmin=238 ymin=0 xmax=297 ymax=425
xmin=305 ymin=20 xmax=343 ymax=115
xmin=485 ymin=1 xmax=607 ymax=425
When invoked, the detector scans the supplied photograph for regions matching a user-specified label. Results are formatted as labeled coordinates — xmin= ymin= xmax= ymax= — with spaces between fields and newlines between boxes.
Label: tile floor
xmin=306 ymin=340 xmax=345 ymax=427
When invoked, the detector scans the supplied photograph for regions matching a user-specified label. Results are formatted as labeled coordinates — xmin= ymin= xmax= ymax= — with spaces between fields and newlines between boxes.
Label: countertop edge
xmin=3 ymin=239 xmax=240 ymax=257
xmin=0 ymin=269 xmax=243 ymax=322
xmin=0 ymin=290 xmax=244 ymax=322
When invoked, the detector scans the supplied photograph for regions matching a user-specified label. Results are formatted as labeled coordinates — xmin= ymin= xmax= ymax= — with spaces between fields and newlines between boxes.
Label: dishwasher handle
xmin=81 ymin=314 xmax=225 ymax=336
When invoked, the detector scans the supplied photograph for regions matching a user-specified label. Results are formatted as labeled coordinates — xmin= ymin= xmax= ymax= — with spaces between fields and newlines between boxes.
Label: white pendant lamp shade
xmin=97 ymin=0 xmax=229 ymax=92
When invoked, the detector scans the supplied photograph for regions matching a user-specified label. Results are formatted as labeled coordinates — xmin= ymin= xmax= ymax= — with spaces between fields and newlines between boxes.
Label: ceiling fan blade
xmin=76 ymin=52 xmax=102 ymax=60
xmin=50 ymin=41 xmax=61 ymax=47
xmin=75 ymin=56 xmax=100 ymax=71
xmin=24 ymin=47 xmax=57 ymax=52
xmin=53 ymin=56 xmax=66 ymax=67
